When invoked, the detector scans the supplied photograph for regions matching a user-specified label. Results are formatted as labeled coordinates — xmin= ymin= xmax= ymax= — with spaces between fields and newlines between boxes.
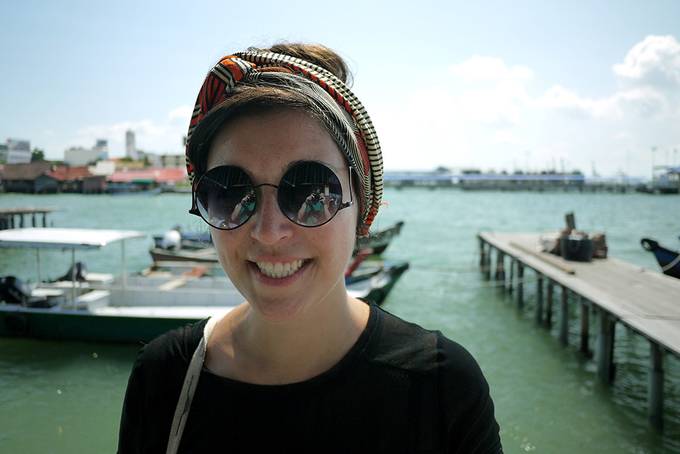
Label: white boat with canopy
xmin=0 ymin=228 xmax=241 ymax=342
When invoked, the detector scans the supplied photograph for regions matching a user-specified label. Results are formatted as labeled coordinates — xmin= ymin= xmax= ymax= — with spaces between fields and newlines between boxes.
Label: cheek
xmin=210 ymin=229 xmax=242 ymax=267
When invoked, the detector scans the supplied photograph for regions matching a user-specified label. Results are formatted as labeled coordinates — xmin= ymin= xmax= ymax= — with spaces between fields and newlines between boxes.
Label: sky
xmin=1 ymin=0 xmax=679 ymax=178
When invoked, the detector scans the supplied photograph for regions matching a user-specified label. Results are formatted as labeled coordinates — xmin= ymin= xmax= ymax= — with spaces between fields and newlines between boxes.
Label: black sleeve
xmin=117 ymin=322 xmax=204 ymax=454
xmin=437 ymin=334 xmax=503 ymax=454
xmin=117 ymin=346 xmax=150 ymax=454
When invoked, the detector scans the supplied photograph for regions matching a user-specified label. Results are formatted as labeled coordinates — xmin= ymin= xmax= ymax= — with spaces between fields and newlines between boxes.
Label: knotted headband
xmin=185 ymin=49 xmax=383 ymax=236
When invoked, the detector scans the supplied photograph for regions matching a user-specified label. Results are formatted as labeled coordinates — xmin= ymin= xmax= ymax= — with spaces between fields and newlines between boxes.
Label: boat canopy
xmin=0 ymin=228 xmax=146 ymax=250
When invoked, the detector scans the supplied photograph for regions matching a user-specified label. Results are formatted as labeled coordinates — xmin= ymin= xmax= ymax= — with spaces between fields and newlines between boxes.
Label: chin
xmin=247 ymin=295 xmax=313 ymax=323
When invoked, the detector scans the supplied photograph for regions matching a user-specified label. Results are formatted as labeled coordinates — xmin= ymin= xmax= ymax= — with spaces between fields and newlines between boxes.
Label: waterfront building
xmin=107 ymin=167 xmax=187 ymax=192
xmin=6 ymin=139 xmax=31 ymax=164
xmin=0 ymin=143 xmax=7 ymax=163
xmin=88 ymin=160 xmax=116 ymax=177
xmin=159 ymin=154 xmax=185 ymax=168
xmin=0 ymin=161 xmax=56 ymax=193
xmin=48 ymin=166 xmax=106 ymax=193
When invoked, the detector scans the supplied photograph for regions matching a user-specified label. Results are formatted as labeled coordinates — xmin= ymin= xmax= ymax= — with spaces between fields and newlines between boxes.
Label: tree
xmin=31 ymin=148 xmax=45 ymax=162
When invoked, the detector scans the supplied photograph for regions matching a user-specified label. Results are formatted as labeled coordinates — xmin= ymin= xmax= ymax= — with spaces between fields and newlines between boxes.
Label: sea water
xmin=0 ymin=190 xmax=679 ymax=453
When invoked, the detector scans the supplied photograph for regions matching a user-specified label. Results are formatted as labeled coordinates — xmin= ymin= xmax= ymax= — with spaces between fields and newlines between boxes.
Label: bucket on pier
xmin=560 ymin=235 xmax=594 ymax=261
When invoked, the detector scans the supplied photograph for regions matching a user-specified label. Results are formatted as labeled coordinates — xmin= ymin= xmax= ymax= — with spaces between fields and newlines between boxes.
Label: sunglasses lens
xmin=196 ymin=166 xmax=256 ymax=229
xmin=278 ymin=162 xmax=344 ymax=227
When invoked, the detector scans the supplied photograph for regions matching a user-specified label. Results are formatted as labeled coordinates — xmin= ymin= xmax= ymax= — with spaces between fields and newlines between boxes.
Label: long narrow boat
xmin=641 ymin=238 xmax=680 ymax=279
xmin=0 ymin=228 xmax=409 ymax=342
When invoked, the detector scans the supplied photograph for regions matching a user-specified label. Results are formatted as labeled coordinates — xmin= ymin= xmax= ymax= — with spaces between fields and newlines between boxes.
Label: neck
xmin=211 ymin=286 xmax=370 ymax=385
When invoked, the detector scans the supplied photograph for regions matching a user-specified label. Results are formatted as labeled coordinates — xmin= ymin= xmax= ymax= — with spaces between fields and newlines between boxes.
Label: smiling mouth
xmin=253 ymin=259 xmax=310 ymax=279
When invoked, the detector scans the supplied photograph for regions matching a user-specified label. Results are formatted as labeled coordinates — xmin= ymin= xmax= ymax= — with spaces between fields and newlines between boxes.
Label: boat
xmin=0 ymin=228 xmax=409 ymax=342
xmin=0 ymin=228 xmax=245 ymax=342
xmin=641 ymin=238 xmax=680 ymax=279
xmin=150 ymin=220 xmax=405 ymax=261
xmin=354 ymin=221 xmax=404 ymax=255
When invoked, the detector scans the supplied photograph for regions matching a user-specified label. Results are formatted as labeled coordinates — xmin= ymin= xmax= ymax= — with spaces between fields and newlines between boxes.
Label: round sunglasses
xmin=190 ymin=161 xmax=353 ymax=230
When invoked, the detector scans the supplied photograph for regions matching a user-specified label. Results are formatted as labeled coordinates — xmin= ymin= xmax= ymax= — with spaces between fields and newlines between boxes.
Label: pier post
xmin=545 ymin=280 xmax=554 ymax=328
xmin=19 ymin=214 xmax=25 ymax=228
xmin=597 ymin=310 xmax=616 ymax=384
xmin=495 ymin=250 xmax=505 ymax=285
xmin=42 ymin=213 xmax=47 ymax=227
xmin=535 ymin=273 xmax=544 ymax=324
xmin=580 ymin=299 xmax=590 ymax=356
xmin=10 ymin=216 xmax=15 ymax=229
xmin=484 ymin=246 xmax=492 ymax=281
xmin=479 ymin=238 xmax=490 ymax=280
xmin=508 ymin=259 xmax=515 ymax=294
xmin=31 ymin=213 xmax=36 ymax=227
xmin=649 ymin=341 xmax=664 ymax=431
xmin=559 ymin=285 xmax=569 ymax=345
xmin=516 ymin=263 xmax=524 ymax=309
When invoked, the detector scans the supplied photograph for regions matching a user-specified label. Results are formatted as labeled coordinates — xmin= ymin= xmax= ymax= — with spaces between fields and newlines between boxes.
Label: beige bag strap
xmin=165 ymin=316 xmax=219 ymax=454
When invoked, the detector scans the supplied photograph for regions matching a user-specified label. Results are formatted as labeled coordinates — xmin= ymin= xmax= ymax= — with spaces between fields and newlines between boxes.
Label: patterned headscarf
xmin=185 ymin=49 xmax=383 ymax=236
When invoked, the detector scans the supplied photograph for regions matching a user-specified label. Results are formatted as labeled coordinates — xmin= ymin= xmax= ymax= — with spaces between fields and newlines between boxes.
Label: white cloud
xmin=613 ymin=35 xmax=680 ymax=87
xmin=374 ymin=35 xmax=680 ymax=176
xmin=449 ymin=56 xmax=533 ymax=82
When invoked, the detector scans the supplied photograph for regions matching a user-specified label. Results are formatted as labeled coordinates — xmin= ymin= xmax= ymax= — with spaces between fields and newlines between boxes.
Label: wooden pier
xmin=0 ymin=208 xmax=55 ymax=230
xmin=478 ymin=232 xmax=680 ymax=431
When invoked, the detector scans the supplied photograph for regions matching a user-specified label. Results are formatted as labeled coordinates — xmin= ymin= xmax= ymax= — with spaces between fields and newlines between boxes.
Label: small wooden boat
xmin=641 ymin=238 xmax=680 ymax=279
xmin=354 ymin=221 xmax=404 ymax=256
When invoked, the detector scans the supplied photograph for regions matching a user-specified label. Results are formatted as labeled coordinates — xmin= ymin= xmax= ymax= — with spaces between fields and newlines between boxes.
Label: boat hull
xmin=0 ymin=306 xmax=215 ymax=343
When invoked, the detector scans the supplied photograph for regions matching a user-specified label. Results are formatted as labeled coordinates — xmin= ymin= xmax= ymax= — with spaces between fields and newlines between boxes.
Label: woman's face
xmin=206 ymin=109 xmax=358 ymax=322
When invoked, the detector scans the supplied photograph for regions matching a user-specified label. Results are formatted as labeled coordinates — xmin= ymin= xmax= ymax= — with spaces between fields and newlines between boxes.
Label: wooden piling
xmin=479 ymin=238 xmax=491 ymax=280
xmin=649 ymin=341 xmax=664 ymax=431
xmin=545 ymin=280 xmax=554 ymax=328
xmin=495 ymin=250 xmax=505 ymax=284
xmin=516 ymin=263 xmax=524 ymax=309
xmin=559 ymin=285 xmax=569 ymax=345
xmin=535 ymin=273 xmax=544 ymax=324
xmin=597 ymin=310 xmax=615 ymax=384
xmin=508 ymin=259 xmax=515 ymax=294
xmin=580 ymin=299 xmax=590 ymax=356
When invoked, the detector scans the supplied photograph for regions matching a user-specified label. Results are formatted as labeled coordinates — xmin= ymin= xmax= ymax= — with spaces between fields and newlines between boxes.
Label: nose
xmin=249 ymin=186 xmax=294 ymax=245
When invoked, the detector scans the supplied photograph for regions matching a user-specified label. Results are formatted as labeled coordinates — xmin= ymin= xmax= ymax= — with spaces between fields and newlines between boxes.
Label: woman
xmin=118 ymin=43 xmax=502 ymax=453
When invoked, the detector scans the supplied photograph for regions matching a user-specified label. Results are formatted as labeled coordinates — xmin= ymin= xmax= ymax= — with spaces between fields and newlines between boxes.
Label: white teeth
xmin=255 ymin=260 xmax=304 ymax=278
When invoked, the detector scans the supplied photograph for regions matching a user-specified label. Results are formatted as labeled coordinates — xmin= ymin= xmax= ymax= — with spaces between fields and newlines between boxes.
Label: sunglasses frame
xmin=190 ymin=161 xmax=354 ymax=230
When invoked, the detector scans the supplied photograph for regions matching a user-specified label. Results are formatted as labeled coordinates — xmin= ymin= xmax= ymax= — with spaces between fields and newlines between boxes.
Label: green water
xmin=1 ymin=190 xmax=679 ymax=453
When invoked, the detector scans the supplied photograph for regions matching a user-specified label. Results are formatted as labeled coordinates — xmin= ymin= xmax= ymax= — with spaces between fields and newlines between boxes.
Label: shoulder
xmin=132 ymin=319 xmax=207 ymax=383
xmin=366 ymin=306 xmax=488 ymax=384
xmin=366 ymin=307 xmax=501 ymax=452
xmin=363 ymin=306 xmax=439 ymax=372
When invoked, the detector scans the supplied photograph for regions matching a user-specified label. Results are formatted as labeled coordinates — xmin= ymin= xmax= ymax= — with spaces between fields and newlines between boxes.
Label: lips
xmin=255 ymin=259 xmax=305 ymax=279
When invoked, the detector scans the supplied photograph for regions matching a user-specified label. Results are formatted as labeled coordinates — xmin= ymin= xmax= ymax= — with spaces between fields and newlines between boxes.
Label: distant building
xmin=0 ymin=143 xmax=7 ymax=163
xmin=160 ymin=154 xmax=185 ymax=168
xmin=126 ymin=130 xmax=137 ymax=160
xmin=48 ymin=165 xmax=106 ymax=193
xmin=94 ymin=139 xmax=109 ymax=160
xmin=6 ymin=139 xmax=31 ymax=164
xmin=0 ymin=161 xmax=57 ymax=193
xmin=88 ymin=160 xmax=116 ymax=177
xmin=64 ymin=146 xmax=101 ymax=166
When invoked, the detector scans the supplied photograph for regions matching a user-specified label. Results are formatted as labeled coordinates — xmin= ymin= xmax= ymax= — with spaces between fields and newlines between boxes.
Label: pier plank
xmin=479 ymin=232 xmax=680 ymax=357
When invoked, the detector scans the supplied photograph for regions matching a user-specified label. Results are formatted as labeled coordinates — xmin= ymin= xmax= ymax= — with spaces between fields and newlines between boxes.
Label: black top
xmin=118 ymin=305 xmax=502 ymax=453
